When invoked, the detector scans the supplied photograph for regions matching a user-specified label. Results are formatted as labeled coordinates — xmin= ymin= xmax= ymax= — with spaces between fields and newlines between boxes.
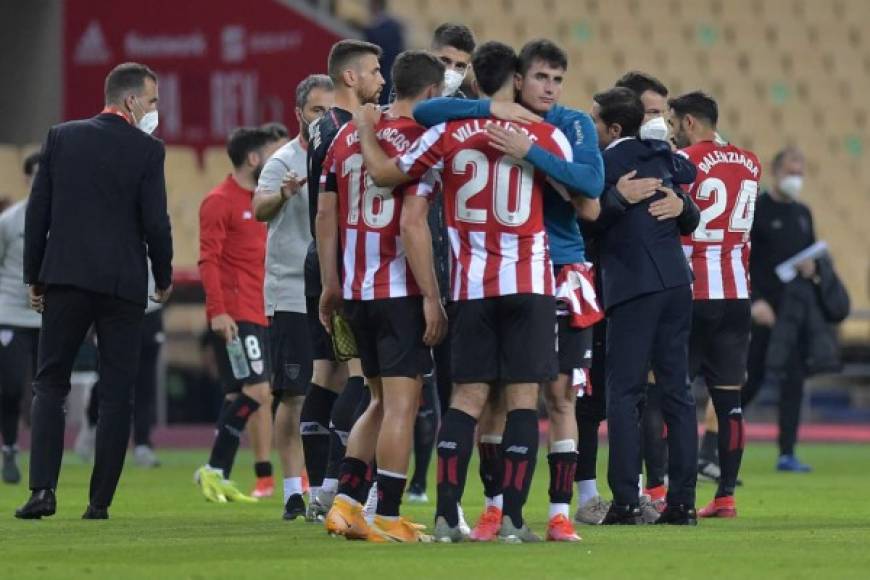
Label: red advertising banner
xmin=64 ymin=0 xmax=343 ymax=148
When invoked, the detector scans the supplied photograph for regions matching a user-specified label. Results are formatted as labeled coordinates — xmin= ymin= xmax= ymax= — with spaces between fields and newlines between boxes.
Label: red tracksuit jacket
xmin=198 ymin=175 xmax=267 ymax=326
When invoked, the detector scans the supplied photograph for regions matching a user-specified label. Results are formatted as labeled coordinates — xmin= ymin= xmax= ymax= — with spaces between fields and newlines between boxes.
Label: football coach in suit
xmin=15 ymin=62 xmax=173 ymax=520
xmin=590 ymin=87 xmax=701 ymax=525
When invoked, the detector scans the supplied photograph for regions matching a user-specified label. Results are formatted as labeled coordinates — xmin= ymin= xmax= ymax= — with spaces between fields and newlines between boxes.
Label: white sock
xmin=283 ymin=477 xmax=302 ymax=504
xmin=308 ymin=486 xmax=320 ymax=502
xmin=321 ymin=477 xmax=338 ymax=493
xmin=550 ymin=439 xmax=577 ymax=454
xmin=638 ymin=473 xmax=644 ymax=498
xmin=549 ymin=503 xmax=570 ymax=519
xmin=485 ymin=494 xmax=503 ymax=510
xmin=577 ymin=479 xmax=598 ymax=506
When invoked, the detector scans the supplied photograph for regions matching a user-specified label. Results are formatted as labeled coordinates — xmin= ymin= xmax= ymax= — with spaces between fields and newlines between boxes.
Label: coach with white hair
xmin=15 ymin=62 xmax=173 ymax=520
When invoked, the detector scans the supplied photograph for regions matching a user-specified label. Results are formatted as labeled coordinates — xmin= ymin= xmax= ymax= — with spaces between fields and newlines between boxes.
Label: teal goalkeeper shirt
xmin=413 ymin=98 xmax=604 ymax=264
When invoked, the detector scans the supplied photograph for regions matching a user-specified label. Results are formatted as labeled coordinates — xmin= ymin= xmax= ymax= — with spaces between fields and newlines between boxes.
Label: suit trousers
xmin=605 ymin=285 xmax=697 ymax=507
xmin=29 ymin=285 xmax=143 ymax=508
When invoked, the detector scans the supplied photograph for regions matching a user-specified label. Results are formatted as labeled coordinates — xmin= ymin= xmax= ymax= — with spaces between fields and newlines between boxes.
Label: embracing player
xmin=670 ymin=91 xmax=761 ymax=518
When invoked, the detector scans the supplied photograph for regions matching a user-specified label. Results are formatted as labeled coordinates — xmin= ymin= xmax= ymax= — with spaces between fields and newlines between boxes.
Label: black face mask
xmin=300 ymin=118 xmax=312 ymax=142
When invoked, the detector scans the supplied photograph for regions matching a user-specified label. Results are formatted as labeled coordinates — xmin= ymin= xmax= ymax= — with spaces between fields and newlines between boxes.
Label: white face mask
xmin=639 ymin=116 xmax=669 ymax=141
xmin=132 ymin=98 xmax=159 ymax=135
xmin=778 ymin=175 xmax=803 ymax=199
xmin=442 ymin=69 xmax=465 ymax=97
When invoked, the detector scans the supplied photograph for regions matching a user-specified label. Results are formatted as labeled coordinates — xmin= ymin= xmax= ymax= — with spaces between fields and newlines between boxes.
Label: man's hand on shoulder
xmin=615 ymin=170 xmax=661 ymax=204
xmin=486 ymin=124 xmax=533 ymax=159
xmin=490 ymin=102 xmax=542 ymax=125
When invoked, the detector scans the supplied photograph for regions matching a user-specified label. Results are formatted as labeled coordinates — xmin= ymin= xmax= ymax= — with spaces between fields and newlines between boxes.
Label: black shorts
xmin=576 ymin=319 xmax=606 ymax=423
xmin=211 ymin=321 xmax=272 ymax=394
xmin=557 ymin=317 xmax=593 ymax=375
xmin=304 ymin=243 xmax=336 ymax=362
xmin=343 ymin=297 xmax=432 ymax=379
xmin=0 ymin=326 xmax=39 ymax=396
xmin=689 ymin=299 xmax=752 ymax=387
xmin=449 ymin=294 xmax=557 ymax=384
xmin=269 ymin=311 xmax=312 ymax=397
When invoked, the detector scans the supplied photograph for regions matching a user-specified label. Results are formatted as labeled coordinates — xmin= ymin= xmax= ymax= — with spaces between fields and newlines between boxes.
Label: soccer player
xmin=406 ymin=23 xmax=476 ymax=508
xmin=253 ymin=74 xmax=335 ymax=519
xmin=412 ymin=39 xmax=605 ymax=541
xmin=0 ymin=153 xmax=42 ymax=484
xmin=319 ymin=50 xmax=447 ymax=543
xmin=359 ymin=41 xmax=576 ymax=543
xmin=299 ymin=40 xmax=384 ymax=521
xmin=670 ymin=91 xmax=761 ymax=518
xmin=195 ymin=127 xmax=286 ymax=503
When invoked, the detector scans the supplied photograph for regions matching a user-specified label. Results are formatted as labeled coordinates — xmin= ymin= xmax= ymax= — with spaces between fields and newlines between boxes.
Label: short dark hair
xmin=327 ymin=40 xmax=383 ymax=83
xmin=772 ymin=146 xmax=805 ymax=173
xmin=668 ymin=91 xmax=719 ymax=126
xmin=431 ymin=23 xmax=476 ymax=54
xmin=295 ymin=74 xmax=334 ymax=109
xmin=260 ymin=122 xmax=289 ymax=140
xmin=471 ymin=41 xmax=518 ymax=97
xmin=23 ymin=152 xmax=41 ymax=177
xmin=392 ymin=50 xmax=445 ymax=100
xmin=518 ymin=39 xmax=567 ymax=75
xmin=615 ymin=71 xmax=669 ymax=97
xmin=104 ymin=62 xmax=157 ymax=104
xmin=593 ymin=87 xmax=644 ymax=137
xmin=226 ymin=127 xmax=278 ymax=168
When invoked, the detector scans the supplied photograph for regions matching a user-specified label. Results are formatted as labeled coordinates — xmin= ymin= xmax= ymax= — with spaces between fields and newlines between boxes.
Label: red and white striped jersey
xmin=679 ymin=140 xmax=762 ymax=300
xmin=398 ymin=118 xmax=572 ymax=301
xmin=321 ymin=116 xmax=433 ymax=300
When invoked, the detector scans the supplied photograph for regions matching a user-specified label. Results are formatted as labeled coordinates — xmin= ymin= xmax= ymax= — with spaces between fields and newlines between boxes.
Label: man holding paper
xmin=743 ymin=146 xmax=818 ymax=472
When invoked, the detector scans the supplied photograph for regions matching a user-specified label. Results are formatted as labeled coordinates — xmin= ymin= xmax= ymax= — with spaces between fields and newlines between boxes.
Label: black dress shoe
xmin=283 ymin=494 xmax=306 ymax=521
xmin=82 ymin=505 xmax=109 ymax=520
xmin=654 ymin=504 xmax=698 ymax=525
xmin=601 ymin=503 xmax=643 ymax=525
xmin=15 ymin=489 xmax=57 ymax=519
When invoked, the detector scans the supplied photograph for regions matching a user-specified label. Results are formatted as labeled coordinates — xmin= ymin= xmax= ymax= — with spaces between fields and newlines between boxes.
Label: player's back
xmin=325 ymin=116 xmax=429 ymax=300
xmin=680 ymin=140 xmax=762 ymax=299
xmin=429 ymin=117 xmax=572 ymax=300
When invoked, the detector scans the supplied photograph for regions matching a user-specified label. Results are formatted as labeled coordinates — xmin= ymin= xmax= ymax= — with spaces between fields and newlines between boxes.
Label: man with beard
xmin=194 ymin=126 xmax=286 ymax=503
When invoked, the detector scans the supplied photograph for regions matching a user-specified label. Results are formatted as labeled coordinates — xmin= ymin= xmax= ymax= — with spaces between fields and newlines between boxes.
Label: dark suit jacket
xmin=597 ymin=138 xmax=699 ymax=309
xmin=24 ymin=113 xmax=173 ymax=306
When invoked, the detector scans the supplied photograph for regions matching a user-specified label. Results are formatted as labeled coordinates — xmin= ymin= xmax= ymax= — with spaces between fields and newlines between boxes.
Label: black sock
xmin=576 ymin=418 xmax=600 ymax=482
xmin=336 ymin=456 xmax=369 ymax=504
xmin=435 ymin=409 xmax=477 ymax=527
xmin=254 ymin=461 xmax=273 ymax=478
xmin=478 ymin=438 xmax=504 ymax=500
xmin=700 ymin=429 xmax=719 ymax=464
xmin=300 ymin=384 xmax=338 ymax=487
xmin=548 ymin=452 xmax=577 ymax=505
xmin=208 ymin=394 xmax=260 ymax=476
xmin=326 ymin=377 xmax=365 ymax=480
xmin=502 ymin=409 xmax=539 ymax=528
xmin=1 ymin=391 xmax=22 ymax=446
xmin=642 ymin=385 xmax=667 ymax=489
xmin=376 ymin=470 xmax=406 ymax=517
xmin=711 ymin=389 xmax=745 ymax=497
xmin=410 ymin=379 xmax=438 ymax=490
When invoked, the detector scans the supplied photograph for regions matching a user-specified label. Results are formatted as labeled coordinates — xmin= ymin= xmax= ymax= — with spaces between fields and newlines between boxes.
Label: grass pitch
xmin=1 ymin=443 xmax=869 ymax=579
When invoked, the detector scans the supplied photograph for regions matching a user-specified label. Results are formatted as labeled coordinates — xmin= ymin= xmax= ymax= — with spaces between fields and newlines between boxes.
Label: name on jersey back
xmin=450 ymin=119 xmax=540 ymax=144
xmin=696 ymin=149 xmax=760 ymax=178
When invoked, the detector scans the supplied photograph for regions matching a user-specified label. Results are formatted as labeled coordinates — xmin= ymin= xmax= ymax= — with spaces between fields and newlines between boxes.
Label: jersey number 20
xmin=453 ymin=150 xmax=534 ymax=227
